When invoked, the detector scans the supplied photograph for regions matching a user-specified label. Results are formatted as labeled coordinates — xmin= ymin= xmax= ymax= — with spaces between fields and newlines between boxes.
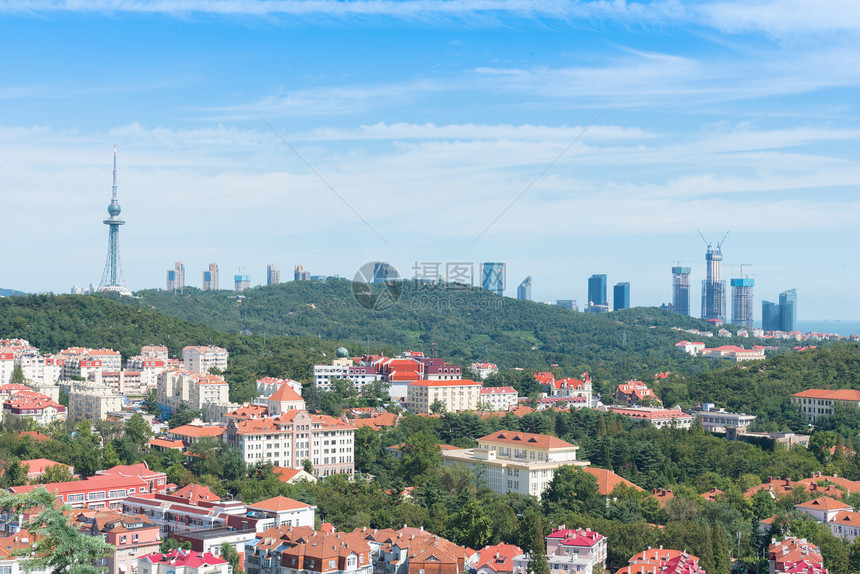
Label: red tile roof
xmin=408 ymin=379 xmax=481 ymax=387
xmin=478 ymin=431 xmax=577 ymax=450
xmin=583 ymin=468 xmax=643 ymax=495
xmin=248 ymin=495 xmax=313 ymax=512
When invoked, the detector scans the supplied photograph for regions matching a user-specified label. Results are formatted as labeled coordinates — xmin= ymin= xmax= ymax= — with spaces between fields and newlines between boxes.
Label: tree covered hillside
xmin=129 ymin=280 xmax=724 ymax=385
xmin=0 ymin=294 xmax=369 ymax=402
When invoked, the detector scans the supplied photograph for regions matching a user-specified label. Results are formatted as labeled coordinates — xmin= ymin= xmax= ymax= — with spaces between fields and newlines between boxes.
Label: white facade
xmin=442 ymin=431 xmax=587 ymax=499
xmin=68 ymin=382 xmax=124 ymax=422
xmin=182 ymin=346 xmax=229 ymax=374
xmin=693 ymin=407 xmax=756 ymax=432
xmin=407 ymin=380 xmax=482 ymax=414
xmin=480 ymin=387 xmax=519 ymax=411
xmin=313 ymin=365 xmax=381 ymax=391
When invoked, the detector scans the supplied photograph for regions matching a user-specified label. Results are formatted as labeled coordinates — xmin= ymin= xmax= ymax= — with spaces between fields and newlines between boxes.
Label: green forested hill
xmin=0 ymin=294 xmax=364 ymax=402
xmin=126 ymin=280 xmax=723 ymax=386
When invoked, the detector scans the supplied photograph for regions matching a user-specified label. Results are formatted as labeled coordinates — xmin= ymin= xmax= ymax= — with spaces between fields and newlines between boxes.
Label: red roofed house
xmin=513 ymin=527 xmax=606 ymax=574
xmin=583 ymin=468 xmax=643 ymax=496
xmin=795 ymin=496 xmax=852 ymax=522
xmin=167 ymin=424 xmax=227 ymax=447
xmin=368 ymin=525 xmax=469 ymax=574
xmin=272 ymin=466 xmax=318 ymax=484
xmin=769 ymin=538 xmax=827 ymax=574
xmin=140 ymin=549 xmax=231 ymax=574
xmin=607 ymin=407 xmax=692 ymax=429
xmin=266 ymin=384 xmax=307 ymax=415
xmin=19 ymin=458 xmax=74 ymax=482
xmin=792 ymin=389 xmax=860 ymax=424
xmin=614 ymin=382 xmax=662 ymax=407
xmin=476 ymin=543 xmax=522 ymax=574
xmin=829 ymin=510 xmax=860 ymax=542
xmin=279 ymin=530 xmax=373 ymax=574
xmin=406 ymin=380 xmax=482 ymax=414
xmin=2 ymin=391 xmax=67 ymax=425
xmin=480 ymin=387 xmax=519 ymax=411
xmin=72 ymin=508 xmax=161 ymax=574
xmin=470 ymin=362 xmax=499 ymax=380
xmin=615 ymin=548 xmax=704 ymax=574
xmin=441 ymin=431 xmax=586 ymax=499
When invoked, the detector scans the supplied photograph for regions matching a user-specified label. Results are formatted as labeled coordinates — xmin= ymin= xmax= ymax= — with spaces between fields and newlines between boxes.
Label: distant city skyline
xmin=3 ymin=2 xmax=860 ymax=319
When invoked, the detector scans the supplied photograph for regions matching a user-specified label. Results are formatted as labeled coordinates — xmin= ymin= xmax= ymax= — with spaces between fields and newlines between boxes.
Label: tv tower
xmin=99 ymin=146 xmax=131 ymax=296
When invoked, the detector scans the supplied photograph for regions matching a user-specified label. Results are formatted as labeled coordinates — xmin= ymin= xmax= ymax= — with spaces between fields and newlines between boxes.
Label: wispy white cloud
xmin=700 ymin=0 xmax=860 ymax=35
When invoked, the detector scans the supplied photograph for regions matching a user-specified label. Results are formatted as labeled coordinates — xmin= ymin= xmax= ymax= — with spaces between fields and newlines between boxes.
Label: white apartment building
xmin=68 ymin=382 xmax=124 ymax=422
xmin=157 ymin=370 xmax=229 ymax=412
xmin=223 ymin=410 xmax=355 ymax=478
xmin=16 ymin=355 xmax=63 ymax=384
xmin=126 ymin=357 xmax=169 ymax=389
xmin=830 ymin=511 xmax=860 ymax=542
xmin=58 ymin=348 xmax=122 ymax=379
xmin=2 ymin=391 xmax=67 ymax=425
xmin=0 ymin=350 xmax=14 ymax=385
xmin=470 ymin=362 xmax=499 ymax=380
xmin=480 ymin=387 xmax=519 ymax=411
xmin=442 ymin=431 xmax=588 ymax=499
xmin=182 ymin=346 xmax=229 ymax=374
xmin=406 ymin=379 xmax=482 ymax=414
xmin=792 ymin=389 xmax=860 ymax=424
xmin=312 ymin=364 xmax=382 ymax=391
xmin=257 ymin=377 xmax=303 ymax=397
xmin=189 ymin=375 xmax=230 ymax=410
xmin=692 ymin=406 xmax=757 ymax=432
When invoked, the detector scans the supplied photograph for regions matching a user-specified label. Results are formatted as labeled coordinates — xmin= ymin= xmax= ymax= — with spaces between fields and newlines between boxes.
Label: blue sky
xmin=2 ymin=0 xmax=860 ymax=320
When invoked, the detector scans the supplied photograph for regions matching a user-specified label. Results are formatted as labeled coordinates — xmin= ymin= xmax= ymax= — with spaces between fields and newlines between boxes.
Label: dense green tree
xmin=541 ymin=466 xmax=603 ymax=518
xmin=220 ymin=542 xmax=242 ymax=573
xmin=399 ymin=431 xmax=441 ymax=483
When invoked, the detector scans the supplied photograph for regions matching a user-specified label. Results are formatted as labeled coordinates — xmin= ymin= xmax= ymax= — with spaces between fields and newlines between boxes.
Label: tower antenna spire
xmin=112 ymin=144 xmax=118 ymax=201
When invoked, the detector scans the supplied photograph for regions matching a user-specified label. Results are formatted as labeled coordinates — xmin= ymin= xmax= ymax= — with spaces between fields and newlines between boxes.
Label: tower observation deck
xmin=99 ymin=146 xmax=131 ymax=296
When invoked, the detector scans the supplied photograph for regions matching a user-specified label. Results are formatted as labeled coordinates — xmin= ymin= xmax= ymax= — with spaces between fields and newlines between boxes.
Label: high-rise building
xmin=701 ymin=241 xmax=727 ymax=322
xmin=202 ymin=264 xmax=219 ymax=291
xmin=517 ymin=276 xmax=532 ymax=301
xmin=166 ymin=262 xmax=185 ymax=292
xmin=588 ymin=274 xmax=608 ymax=307
xmin=294 ymin=265 xmax=310 ymax=281
xmin=779 ymin=289 xmax=798 ymax=332
xmin=373 ymin=262 xmax=397 ymax=283
xmin=98 ymin=146 xmax=131 ymax=296
xmin=234 ymin=275 xmax=251 ymax=292
xmin=267 ymin=264 xmax=280 ymax=286
xmin=730 ymin=278 xmax=755 ymax=330
xmin=481 ymin=262 xmax=505 ymax=295
xmin=613 ymin=282 xmax=630 ymax=311
xmin=671 ymin=266 xmax=691 ymax=316
xmin=762 ymin=300 xmax=780 ymax=331
xmin=555 ymin=299 xmax=578 ymax=310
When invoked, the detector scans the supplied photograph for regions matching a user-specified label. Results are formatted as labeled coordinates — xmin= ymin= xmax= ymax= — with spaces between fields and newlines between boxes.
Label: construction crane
xmin=697 ymin=229 xmax=729 ymax=249
xmin=729 ymin=263 xmax=754 ymax=278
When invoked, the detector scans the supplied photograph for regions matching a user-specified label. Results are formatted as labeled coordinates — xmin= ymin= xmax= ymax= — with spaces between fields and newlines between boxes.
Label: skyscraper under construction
xmin=731 ymin=277 xmax=755 ymax=330
xmin=700 ymin=232 xmax=728 ymax=322
xmin=671 ymin=266 xmax=691 ymax=316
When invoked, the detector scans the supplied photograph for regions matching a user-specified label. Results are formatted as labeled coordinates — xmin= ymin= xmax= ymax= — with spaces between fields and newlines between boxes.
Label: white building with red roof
xmin=122 ymin=489 xmax=247 ymax=538
xmin=792 ymin=389 xmax=860 ymax=424
xmin=607 ymin=407 xmax=693 ymax=429
xmin=514 ymin=527 xmax=606 ymax=574
xmin=613 ymin=382 xmax=662 ymax=407
xmin=223 ymin=410 xmax=355 ymax=478
xmin=246 ymin=496 xmax=316 ymax=529
xmin=2 ymin=390 xmax=67 ymax=425
xmin=769 ymin=538 xmax=827 ymax=574
xmin=829 ymin=510 xmax=860 ymax=542
xmin=442 ymin=431 xmax=587 ymax=499
xmin=616 ymin=548 xmax=704 ymax=574
xmin=470 ymin=362 xmax=499 ymax=380
xmin=480 ymin=387 xmax=519 ymax=411
xmin=140 ymin=549 xmax=231 ymax=574
xmin=257 ymin=377 xmax=303 ymax=397
xmin=19 ymin=458 xmax=73 ymax=481
xmin=795 ymin=496 xmax=852 ymax=522
xmin=698 ymin=345 xmax=765 ymax=362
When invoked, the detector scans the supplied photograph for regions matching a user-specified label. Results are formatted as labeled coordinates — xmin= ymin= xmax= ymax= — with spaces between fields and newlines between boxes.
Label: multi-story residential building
xmin=442 ymin=431 xmax=587 ymax=499
xmin=691 ymin=405 xmax=756 ymax=432
xmin=15 ymin=354 xmax=63 ymax=384
xmin=267 ymin=264 xmax=280 ymax=286
xmin=122 ymin=491 xmax=247 ymax=538
xmin=517 ymin=276 xmax=532 ymax=301
xmin=72 ymin=509 xmax=161 ymax=574
xmin=542 ymin=374 xmax=593 ymax=406
xmin=223 ymin=410 xmax=355 ymax=478
xmin=295 ymin=265 xmax=310 ymax=281
xmin=67 ymin=382 xmax=123 ymax=422
xmin=2 ymin=391 xmax=67 ymax=425
xmin=10 ymin=471 xmax=165 ymax=511
xmin=57 ymin=347 xmax=122 ymax=379
xmin=613 ymin=381 xmax=662 ymax=407
xmin=313 ymin=365 xmax=382 ymax=392
xmin=415 ymin=357 xmax=462 ymax=381
xmin=513 ymin=528 xmax=606 ymax=574
xmin=363 ymin=524 xmax=470 ymax=574
xmin=246 ymin=496 xmax=316 ymax=529
xmin=607 ymin=407 xmax=694 ymax=429
xmin=829 ymin=511 xmax=860 ymax=542
xmin=189 ymin=374 xmax=230 ymax=409
xmin=792 ymin=389 xmax=860 ymax=424
xmin=203 ymin=264 xmax=219 ymax=291
xmin=98 ymin=370 xmax=146 ymax=396
xmin=173 ymin=528 xmax=257 ymax=563
xmin=480 ymin=387 xmax=518 ymax=411
xmin=795 ymin=496 xmax=852 ymax=523
xmin=257 ymin=377 xmax=303 ymax=397
xmin=124 ymin=357 xmax=168 ymax=390
xmin=407 ymin=379 xmax=482 ymax=414
xmin=140 ymin=549 xmax=231 ymax=574
xmin=182 ymin=346 xmax=229 ymax=374
xmin=0 ymin=349 xmax=16 ymax=385
xmin=476 ymin=543 xmax=522 ymax=574
xmin=470 ymin=362 xmax=499 ymax=380
xmin=157 ymin=370 xmax=230 ymax=412
xmin=278 ymin=530 xmax=372 ymax=574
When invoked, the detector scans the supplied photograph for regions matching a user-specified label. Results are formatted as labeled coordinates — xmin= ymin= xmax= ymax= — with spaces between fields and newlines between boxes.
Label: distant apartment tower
xmin=613 ymin=282 xmax=630 ymax=311
xmin=555 ymin=299 xmax=578 ymax=310
xmin=202 ymin=264 xmax=219 ymax=291
xmin=166 ymin=262 xmax=185 ymax=292
xmin=731 ymin=278 xmax=755 ymax=330
xmin=762 ymin=300 xmax=781 ymax=331
xmin=267 ymin=264 xmax=280 ymax=286
xmin=234 ymin=275 xmax=250 ymax=292
xmin=294 ymin=265 xmax=310 ymax=281
xmin=780 ymin=289 xmax=798 ymax=332
xmin=517 ymin=276 xmax=532 ymax=301
xmin=373 ymin=262 xmax=397 ymax=283
xmin=482 ymin=262 xmax=505 ymax=295
xmin=588 ymin=274 xmax=608 ymax=307
xmin=671 ymin=266 xmax=691 ymax=316
xmin=701 ymin=243 xmax=726 ymax=322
